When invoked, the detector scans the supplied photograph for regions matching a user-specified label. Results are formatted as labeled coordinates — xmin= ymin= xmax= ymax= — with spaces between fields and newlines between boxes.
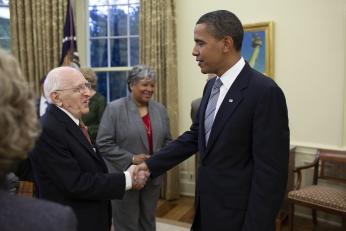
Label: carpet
xmin=111 ymin=218 xmax=191 ymax=231
xmin=156 ymin=218 xmax=191 ymax=231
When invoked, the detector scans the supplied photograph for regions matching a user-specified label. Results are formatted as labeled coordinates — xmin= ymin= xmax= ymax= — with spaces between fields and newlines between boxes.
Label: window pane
xmin=0 ymin=6 xmax=10 ymax=37
xmin=130 ymin=37 xmax=138 ymax=66
xmin=96 ymin=72 xmax=108 ymax=100
xmin=129 ymin=4 xmax=139 ymax=35
xmin=0 ymin=1 xmax=10 ymax=6
xmin=0 ymin=38 xmax=10 ymax=50
xmin=109 ymin=5 xmax=128 ymax=36
xmin=110 ymin=38 xmax=128 ymax=66
xmin=109 ymin=71 xmax=128 ymax=101
xmin=109 ymin=0 xmax=130 ymax=4
xmin=89 ymin=5 xmax=108 ymax=37
xmin=89 ymin=0 xmax=108 ymax=6
xmin=90 ymin=39 xmax=108 ymax=67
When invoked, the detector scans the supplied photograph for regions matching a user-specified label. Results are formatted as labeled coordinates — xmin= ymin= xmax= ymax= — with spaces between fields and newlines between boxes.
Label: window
xmin=88 ymin=0 xmax=140 ymax=102
xmin=0 ymin=0 xmax=10 ymax=51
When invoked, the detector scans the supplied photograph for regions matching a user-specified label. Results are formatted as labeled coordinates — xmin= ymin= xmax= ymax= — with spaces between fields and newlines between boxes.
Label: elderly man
xmin=30 ymin=66 xmax=148 ymax=231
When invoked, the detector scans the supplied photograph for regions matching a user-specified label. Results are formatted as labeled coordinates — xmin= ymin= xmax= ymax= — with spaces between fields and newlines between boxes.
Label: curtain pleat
xmin=140 ymin=0 xmax=180 ymax=200
xmin=10 ymin=0 xmax=67 ymax=94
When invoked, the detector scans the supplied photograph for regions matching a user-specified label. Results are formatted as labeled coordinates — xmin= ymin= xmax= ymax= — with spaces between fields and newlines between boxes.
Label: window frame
xmin=86 ymin=0 xmax=140 ymax=102
xmin=0 ymin=1 xmax=11 ymax=51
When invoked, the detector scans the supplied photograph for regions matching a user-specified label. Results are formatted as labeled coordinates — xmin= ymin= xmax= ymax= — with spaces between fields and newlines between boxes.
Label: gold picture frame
xmin=241 ymin=21 xmax=274 ymax=78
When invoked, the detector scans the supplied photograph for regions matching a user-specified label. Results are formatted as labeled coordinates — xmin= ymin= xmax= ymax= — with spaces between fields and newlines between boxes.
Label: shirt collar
xmin=40 ymin=95 xmax=47 ymax=103
xmin=57 ymin=106 xmax=80 ymax=125
xmin=218 ymin=57 xmax=246 ymax=90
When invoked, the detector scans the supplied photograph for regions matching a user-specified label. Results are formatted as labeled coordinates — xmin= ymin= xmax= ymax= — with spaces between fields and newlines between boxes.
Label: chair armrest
xmin=292 ymin=154 xmax=320 ymax=190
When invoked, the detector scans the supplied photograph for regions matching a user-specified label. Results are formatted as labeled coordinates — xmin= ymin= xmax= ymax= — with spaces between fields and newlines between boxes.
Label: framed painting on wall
xmin=241 ymin=21 xmax=274 ymax=78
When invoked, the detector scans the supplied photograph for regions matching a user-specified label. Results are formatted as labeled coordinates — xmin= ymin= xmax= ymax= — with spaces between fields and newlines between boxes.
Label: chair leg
xmin=342 ymin=216 xmax=346 ymax=229
xmin=312 ymin=209 xmax=317 ymax=225
xmin=288 ymin=203 xmax=294 ymax=231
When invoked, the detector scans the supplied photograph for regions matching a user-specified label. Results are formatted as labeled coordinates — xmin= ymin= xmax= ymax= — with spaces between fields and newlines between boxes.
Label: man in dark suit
xmin=136 ymin=10 xmax=289 ymax=231
xmin=30 ymin=66 xmax=148 ymax=231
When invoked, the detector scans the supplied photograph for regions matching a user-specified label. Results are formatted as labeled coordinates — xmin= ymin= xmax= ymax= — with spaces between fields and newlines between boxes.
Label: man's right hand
xmin=133 ymin=162 xmax=150 ymax=181
xmin=127 ymin=164 xmax=150 ymax=190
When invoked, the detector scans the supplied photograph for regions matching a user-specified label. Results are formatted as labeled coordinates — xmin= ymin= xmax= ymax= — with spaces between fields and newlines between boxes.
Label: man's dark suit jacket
xmin=0 ymin=190 xmax=77 ymax=231
xmin=30 ymin=105 xmax=126 ymax=231
xmin=146 ymin=63 xmax=289 ymax=231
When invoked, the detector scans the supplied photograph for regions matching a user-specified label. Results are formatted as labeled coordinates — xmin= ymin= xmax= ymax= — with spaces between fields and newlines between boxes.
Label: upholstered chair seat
xmin=288 ymin=185 xmax=346 ymax=212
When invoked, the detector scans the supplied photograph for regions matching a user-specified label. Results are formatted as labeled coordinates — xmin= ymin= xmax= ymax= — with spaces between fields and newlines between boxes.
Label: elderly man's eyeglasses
xmin=56 ymin=82 xmax=92 ymax=94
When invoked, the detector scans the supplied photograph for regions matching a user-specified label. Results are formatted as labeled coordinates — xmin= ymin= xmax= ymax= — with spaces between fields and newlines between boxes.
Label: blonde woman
xmin=80 ymin=67 xmax=106 ymax=144
xmin=0 ymin=50 xmax=77 ymax=231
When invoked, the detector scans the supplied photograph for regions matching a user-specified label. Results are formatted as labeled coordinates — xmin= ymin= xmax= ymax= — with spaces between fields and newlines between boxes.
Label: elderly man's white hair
xmin=44 ymin=66 xmax=79 ymax=103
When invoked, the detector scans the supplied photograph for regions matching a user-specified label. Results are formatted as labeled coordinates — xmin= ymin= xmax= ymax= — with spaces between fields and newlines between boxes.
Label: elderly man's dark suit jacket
xmin=30 ymin=105 xmax=126 ymax=231
xmin=146 ymin=62 xmax=289 ymax=231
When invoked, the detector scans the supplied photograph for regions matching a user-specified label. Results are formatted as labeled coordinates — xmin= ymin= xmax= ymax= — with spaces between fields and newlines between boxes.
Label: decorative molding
xmin=291 ymin=141 xmax=346 ymax=151
xmin=179 ymin=170 xmax=195 ymax=196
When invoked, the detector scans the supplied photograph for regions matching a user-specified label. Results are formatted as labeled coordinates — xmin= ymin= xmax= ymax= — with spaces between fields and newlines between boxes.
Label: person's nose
xmin=84 ymin=88 xmax=91 ymax=97
xmin=192 ymin=45 xmax=199 ymax=57
xmin=147 ymin=86 xmax=154 ymax=93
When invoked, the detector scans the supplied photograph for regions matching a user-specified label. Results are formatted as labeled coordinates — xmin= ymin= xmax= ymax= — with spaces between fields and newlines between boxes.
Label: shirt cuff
xmin=124 ymin=171 xmax=132 ymax=190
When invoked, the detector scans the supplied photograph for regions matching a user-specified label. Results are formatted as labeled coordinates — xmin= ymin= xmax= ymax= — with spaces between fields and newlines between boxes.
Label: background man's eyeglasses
xmin=56 ymin=82 xmax=92 ymax=94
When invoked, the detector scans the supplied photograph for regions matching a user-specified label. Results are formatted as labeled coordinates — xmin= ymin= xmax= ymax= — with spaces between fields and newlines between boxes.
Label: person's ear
xmin=223 ymin=36 xmax=234 ymax=52
xmin=50 ymin=92 xmax=63 ymax=107
xmin=129 ymin=83 xmax=134 ymax=92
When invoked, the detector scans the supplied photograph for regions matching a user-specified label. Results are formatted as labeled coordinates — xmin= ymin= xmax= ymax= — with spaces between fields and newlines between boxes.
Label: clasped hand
xmin=127 ymin=163 xmax=150 ymax=190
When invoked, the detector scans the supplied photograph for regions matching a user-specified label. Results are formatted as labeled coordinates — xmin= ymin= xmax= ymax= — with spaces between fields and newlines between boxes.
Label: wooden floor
xmin=155 ymin=196 xmax=344 ymax=231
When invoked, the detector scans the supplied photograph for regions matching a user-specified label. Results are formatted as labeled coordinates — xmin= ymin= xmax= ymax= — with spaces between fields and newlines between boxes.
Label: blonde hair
xmin=79 ymin=67 xmax=96 ymax=90
xmin=0 ymin=50 xmax=39 ymax=180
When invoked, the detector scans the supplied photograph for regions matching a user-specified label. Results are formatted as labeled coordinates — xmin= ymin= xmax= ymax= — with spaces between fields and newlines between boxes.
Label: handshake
xmin=127 ymin=163 xmax=150 ymax=190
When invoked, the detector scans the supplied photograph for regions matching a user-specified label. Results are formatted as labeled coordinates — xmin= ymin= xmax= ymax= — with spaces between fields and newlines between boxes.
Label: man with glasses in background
xmin=30 ymin=66 xmax=149 ymax=231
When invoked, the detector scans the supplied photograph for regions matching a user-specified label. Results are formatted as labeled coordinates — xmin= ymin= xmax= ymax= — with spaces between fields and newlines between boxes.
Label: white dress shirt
xmin=39 ymin=96 xmax=48 ymax=117
xmin=214 ymin=57 xmax=246 ymax=119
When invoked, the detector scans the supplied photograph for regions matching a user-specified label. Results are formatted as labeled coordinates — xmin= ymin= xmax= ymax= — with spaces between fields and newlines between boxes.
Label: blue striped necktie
xmin=204 ymin=78 xmax=223 ymax=144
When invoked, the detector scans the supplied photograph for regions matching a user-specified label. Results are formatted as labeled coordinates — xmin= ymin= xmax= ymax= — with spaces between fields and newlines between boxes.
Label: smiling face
xmin=130 ymin=77 xmax=155 ymax=106
xmin=192 ymin=23 xmax=238 ymax=77
xmin=52 ymin=69 xmax=91 ymax=119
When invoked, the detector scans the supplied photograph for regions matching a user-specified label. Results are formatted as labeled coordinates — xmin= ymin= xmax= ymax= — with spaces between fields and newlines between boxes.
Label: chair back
xmin=316 ymin=149 xmax=346 ymax=185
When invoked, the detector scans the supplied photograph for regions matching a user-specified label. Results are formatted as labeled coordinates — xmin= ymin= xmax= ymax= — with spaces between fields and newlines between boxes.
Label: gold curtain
xmin=140 ymin=0 xmax=180 ymax=200
xmin=10 ymin=0 xmax=67 ymax=94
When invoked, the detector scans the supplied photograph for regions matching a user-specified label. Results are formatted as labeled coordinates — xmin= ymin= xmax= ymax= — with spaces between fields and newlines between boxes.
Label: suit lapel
xmin=50 ymin=105 xmax=101 ymax=162
xmin=198 ymin=79 xmax=214 ymax=153
xmin=148 ymin=101 xmax=160 ymax=152
xmin=202 ymin=63 xmax=252 ymax=159
xmin=127 ymin=96 xmax=150 ymax=152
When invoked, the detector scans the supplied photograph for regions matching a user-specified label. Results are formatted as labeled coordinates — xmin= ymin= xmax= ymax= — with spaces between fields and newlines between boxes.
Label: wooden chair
xmin=288 ymin=149 xmax=346 ymax=230
xmin=16 ymin=181 xmax=34 ymax=197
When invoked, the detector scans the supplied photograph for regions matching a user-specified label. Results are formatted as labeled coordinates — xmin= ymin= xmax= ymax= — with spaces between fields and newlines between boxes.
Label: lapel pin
xmin=228 ymin=98 xmax=234 ymax=103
